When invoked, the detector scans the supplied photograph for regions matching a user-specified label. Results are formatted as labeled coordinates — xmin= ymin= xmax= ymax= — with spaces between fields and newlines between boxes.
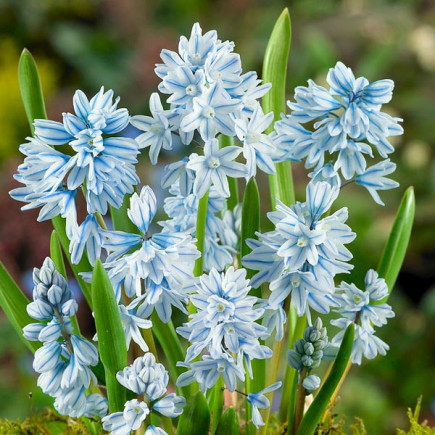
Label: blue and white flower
xmin=247 ymin=382 xmax=282 ymax=428
xmin=186 ymin=138 xmax=247 ymax=198
xmin=103 ymin=353 xmax=185 ymax=434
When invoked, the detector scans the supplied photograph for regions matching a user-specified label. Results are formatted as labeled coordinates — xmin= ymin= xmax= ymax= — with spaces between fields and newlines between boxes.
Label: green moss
xmin=0 ymin=409 xmax=102 ymax=435
xmin=397 ymin=397 xmax=435 ymax=435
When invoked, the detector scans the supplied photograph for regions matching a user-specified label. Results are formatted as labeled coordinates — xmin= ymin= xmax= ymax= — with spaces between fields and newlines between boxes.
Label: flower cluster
xmin=161 ymin=182 xmax=240 ymax=272
xmin=102 ymin=353 xmax=185 ymax=435
xmin=274 ymin=61 xmax=402 ymax=205
xmin=243 ymin=181 xmax=355 ymax=335
xmin=331 ymin=269 xmax=395 ymax=364
xmin=176 ymin=267 xmax=271 ymax=393
xmin=132 ymin=22 xmax=278 ymax=201
xmin=10 ymin=87 xmax=139 ymax=264
xmin=101 ymin=186 xmax=200 ymax=324
xmin=23 ymin=257 xmax=107 ymax=417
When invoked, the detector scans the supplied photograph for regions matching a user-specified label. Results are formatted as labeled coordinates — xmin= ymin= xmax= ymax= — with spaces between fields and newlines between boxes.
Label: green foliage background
xmin=0 ymin=0 xmax=433 ymax=433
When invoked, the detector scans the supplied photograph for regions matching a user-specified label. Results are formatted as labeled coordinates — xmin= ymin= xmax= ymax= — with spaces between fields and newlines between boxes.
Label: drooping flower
xmin=247 ymin=382 xmax=282 ymax=428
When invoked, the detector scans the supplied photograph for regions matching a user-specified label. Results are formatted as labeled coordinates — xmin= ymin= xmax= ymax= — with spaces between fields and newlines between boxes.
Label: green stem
xmin=279 ymin=313 xmax=307 ymax=424
xmin=150 ymin=313 xmax=188 ymax=398
xmin=293 ymin=367 xmax=308 ymax=434
xmin=193 ymin=190 xmax=209 ymax=280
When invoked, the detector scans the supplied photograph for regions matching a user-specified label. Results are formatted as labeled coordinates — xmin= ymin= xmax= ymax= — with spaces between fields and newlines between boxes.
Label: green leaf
xmin=377 ymin=187 xmax=415 ymax=298
xmin=91 ymin=259 xmax=127 ymax=412
xmin=215 ymin=407 xmax=239 ymax=435
xmin=240 ymin=177 xmax=260 ymax=287
xmin=18 ymin=49 xmax=47 ymax=134
xmin=177 ymin=392 xmax=211 ymax=435
xmin=0 ymin=263 xmax=39 ymax=353
xmin=297 ymin=323 xmax=355 ymax=435
xmin=209 ymin=377 xmax=224 ymax=434
xmin=151 ymin=312 xmax=189 ymax=397
xmin=262 ymin=8 xmax=295 ymax=208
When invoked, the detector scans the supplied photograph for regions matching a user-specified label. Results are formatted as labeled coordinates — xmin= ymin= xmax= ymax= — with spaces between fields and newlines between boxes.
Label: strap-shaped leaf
xmin=209 ymin=377 xmax=224 ymax=434
xmin=240 ymin=177 xmax=260 ymax=286
xmin=151 ymin=312 xmax=189 ymax=397
xmin=215 ymin=407 xmax=239 ymax=435
xmin=0 ymin=263 xmax=39 ymax=353
xmin=262 ymin=8 xmax=295 ymax=208
xmin=92 ymin=259 xmax=127 ymax=412
xmin=260 ymin=9 xmax=294 ymax=434
xmin=18 ymin=49 xmax=47 ymax=134
xmin=297 ymin=323 xmax=355 ymax=435
xmin=377 ymin=186 xmax=415 ymax=298
xmin=240 ymin=177 xmax=265 ymax=421
xmin=177 ymin=392 xmax=211 ymax=435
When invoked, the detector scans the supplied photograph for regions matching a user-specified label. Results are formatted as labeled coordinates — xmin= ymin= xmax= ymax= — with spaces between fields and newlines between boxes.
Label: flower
xmin=355 ymin=159 xmax=399 ymax=205
xmin=242 ymin=182 xmax=354 ymax=322
xmin=274 ymin=61 xmax=403 ymax=200
xmin=130 ymin=93 xmax=179 ymax=164
xmin=235 ymin=103 xmax=276 ymax=178
xmin=331 ymin=269 xmax=394 ymax=364
xmin=103 ymin=354 xmax=185 ymax=434
xmin=176 ymin=354 xmax=245 ymax=393
xmin=32 ymin=87 xmax=139 ymax=215
xmin=247 ymin=382 xmax=282 ymax=428
xmin=180 ymin=82 xmax=241 ymax=140
xmin=186 ymin=138 xmax=247 ymax=198
xmin=178 ymin=267 xmax=268 ymax=362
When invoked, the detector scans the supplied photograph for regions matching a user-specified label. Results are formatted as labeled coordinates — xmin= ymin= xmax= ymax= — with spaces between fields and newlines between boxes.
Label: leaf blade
xmin=91 ymin=259 xmax=127 ymax=412
xmin=377 ymin=187 xmax=415 ymax=297
xmin=0 ymin=263 xmax=39 ymax=353
xmin=18 ymin=49 xmax=47 ymax=134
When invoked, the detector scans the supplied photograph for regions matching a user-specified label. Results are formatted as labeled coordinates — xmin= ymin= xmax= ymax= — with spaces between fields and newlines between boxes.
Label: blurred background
xmin=0 ymin=0 xmax=434 ymax=433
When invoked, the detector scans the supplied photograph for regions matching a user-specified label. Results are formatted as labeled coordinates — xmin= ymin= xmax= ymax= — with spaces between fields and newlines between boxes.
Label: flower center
xmin=217 ymin=362 xmax=225 ymax=372
xmin=186 ymin=85 xmax=198 ymax=96
xmin=208 ymin=156 xmax=220 ymax=168
xmin=297 ymin=237 xmax=308 ymax=247
xmin=203 ymin=106 xmax=215 ymax=118
xmin=246 ymin=132 xmax=260 ymax=144
xmin=216 ymin=303 xmax=225 ymax=312
xmin=150 ymin=123 xmax=165 ymax=135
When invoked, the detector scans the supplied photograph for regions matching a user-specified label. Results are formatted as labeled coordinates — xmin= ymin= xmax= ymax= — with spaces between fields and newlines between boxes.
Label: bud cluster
xmin=287 ymin=318 xmax=328 ymax=371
